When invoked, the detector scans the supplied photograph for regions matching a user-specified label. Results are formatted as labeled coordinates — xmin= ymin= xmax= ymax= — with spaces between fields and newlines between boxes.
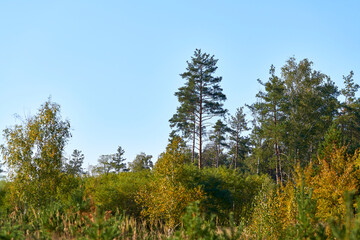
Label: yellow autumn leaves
xmin=247 ymin=146 xmax=360 ymax=238
xmin=136 ymin=137 xmax=204 ymax=229
xmin=2 ymin=100 xmax=72 ymax=208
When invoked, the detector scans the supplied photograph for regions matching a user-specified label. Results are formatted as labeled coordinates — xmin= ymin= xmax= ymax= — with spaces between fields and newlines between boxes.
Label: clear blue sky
xmin=1 ymin=1 xmax=359 ymax=169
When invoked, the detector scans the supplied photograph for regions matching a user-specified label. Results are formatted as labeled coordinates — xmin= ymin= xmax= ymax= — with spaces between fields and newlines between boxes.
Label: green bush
xmin=172 ymin=201 xmax=244 ymax=240
xmin=0 ymin=180 xmax=10 ymax=216
xmin=182 ymin=165 xmax=269 ymax=224
xmin=85 ymin=171 xmax=150 ymax=216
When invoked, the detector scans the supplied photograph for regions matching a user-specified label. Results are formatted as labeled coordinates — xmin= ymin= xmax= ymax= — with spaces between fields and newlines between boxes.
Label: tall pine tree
xmin=337 ymin=71 xmax=360 ymax=152
xmin=251 ymin=65 xmax=287 ymax=184
xmin=111 ymin=146 xmax=127 ymax=173
xmin=209 ymin=119 xmax=230 ymax=168
xmin=170 ymin=49 xmax=227 ymax=169
xmin=228 ymin=107 xmax=249 ymax=169
xmin=65 ymin=149 xmax=85 ymax=176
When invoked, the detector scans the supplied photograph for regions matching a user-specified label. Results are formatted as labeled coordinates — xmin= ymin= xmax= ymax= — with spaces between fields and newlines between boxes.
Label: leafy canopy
xmin=1 ymin=99 xmax=71 ymax=207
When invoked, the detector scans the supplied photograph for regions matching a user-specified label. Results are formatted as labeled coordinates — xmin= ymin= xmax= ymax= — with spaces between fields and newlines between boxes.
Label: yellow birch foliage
xmin=250 ymin=182 xmax=297 ymax=239
xmin=299 ymin=146 xmax=360 ymax=222
xmin=271 ymin=183 xmax=297 ymax=233
xmin=248 ymin=146 xmax=360 ymax=239
xmin=2 ymin=100 xmax=71 ymax=208
xmin=244 ymin=175 xmax=294 ymax=239
xmin=136 ymin=137 xmax=204 ymax=228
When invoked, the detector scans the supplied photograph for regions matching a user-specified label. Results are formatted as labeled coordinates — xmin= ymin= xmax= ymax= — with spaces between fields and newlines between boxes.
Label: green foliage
xmin=129 ymin=152 xmax=153 ymax=172
xmin=85 ymin=171 xmax=149 ymax=216
xmin=81 ymin=209 xmax=122 ymax=240
xmin=209 ymin=120 xmax=230 ymax=168
xmin=171 ymin=49 xmax=227 ymax=168
xmin=341 ymin=71 xmax=359 ymax=105
xmin=173 ymin=202 xmax=219 ymax=240
xmin=337 ymin=71 xmax=360 ymax=153
xmin=319 ymin=72 xmax=360 ymax=157
xmin=241 ymin=175 xmax=279 ymax=238
xmin=56 ymin=174 xmax=82 ymax=205
xmin=249 ymin=58 xmax=340 ymax=181
xmin=251 ymin=65 xmax=287 ymax=184
xmin=285 ymin=58 xmax=339 ymax=163
xmin=330 ymin=191 xmax=360 ymax=240
xmin=182 ymin=165 xmax=232 ymax=220
xmin=182 ymin=165 xmax=268 ymax=225
xmin=0 ymin=180 xmax=9 ymax=216
xmin=64 ymin=149 xmax=85 ymax=176
xmin=94 ymin=146 xmax=128 ymax=175
xmin=172 ymin=201 xmax=244 ymax=240
xmin=286 ymin=176 xmax=326 ymax=240
xmin=95 ymin=154 xmax=113 ymax=175
xmin=202 ymin=143 xmax=230 ymax=168
xmin=111 ymin=146 xmax=127 ymax=173
xmin=0 ymin=199 xmax=122 ymax=239
xmin=228 ymin=107 xmax=249 ymax=169
xmin=1 ymin=56 xmax=360 ymax=239
xmin=318 ymin=122 xmax=343 ymax=159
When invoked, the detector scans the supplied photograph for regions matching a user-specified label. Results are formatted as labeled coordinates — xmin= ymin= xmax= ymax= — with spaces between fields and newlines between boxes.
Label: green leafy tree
xmin=95 ymin=155 xmax=113 ymax=175
xmin=249 ymin=58 xmax=339 ymax=181
xmin=318 ymin=122 xmax=343 ymax=159
xmin=1 ymin=99 xmax=71 ymax=208
xmin=94 ymin=147 xmax=127 ymax=175
xmin=172 ymin=49 xmax=227 ymax=169
xmin=281 ymin=57 xmax=339 ymax=164
xmin=128 ymin=152 xmax=153 ymax=172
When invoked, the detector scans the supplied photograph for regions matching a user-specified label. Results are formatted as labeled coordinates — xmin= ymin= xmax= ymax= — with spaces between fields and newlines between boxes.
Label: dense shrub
xmin=85 ymin=171 xmax=150 ymax=216
xmin=0 ymin=180 xmax=10 ymax=216
xmin=137 ymin=138 xmax=204 ymax=229
xmin=182 ymin=165 xmax=270 ymax=225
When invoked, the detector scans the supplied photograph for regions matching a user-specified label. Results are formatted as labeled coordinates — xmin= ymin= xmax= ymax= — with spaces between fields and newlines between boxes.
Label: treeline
xmin=0 ymin=49 xmax=359 ymax=239
xmin=169 ymin=49 xmax=359 ymax=182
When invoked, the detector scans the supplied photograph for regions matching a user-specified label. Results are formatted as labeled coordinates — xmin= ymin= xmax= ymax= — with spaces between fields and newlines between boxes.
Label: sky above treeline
xmin=0 ymin=1 xmax=359 ymax=169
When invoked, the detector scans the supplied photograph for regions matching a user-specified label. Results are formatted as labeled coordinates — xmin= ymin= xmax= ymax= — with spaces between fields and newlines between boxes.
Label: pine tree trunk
xmin=198 ymin=112 xmax=202 ymax=169
xmin=235 ymin=134 xmax=239 ymax=169
xmin=216 ymin=145 xmax=219 ymax=168
xmin=279 ymin=150 xmax=283 ymax=183
xmin=198 ymin=76 xmax=203 ymax=169
xmin=275 ymin=141 xmax=280 ymax=185
xmin=192 ymin=120 xmax=196 ymax=163
xmin=274 ymin=107 xmax=280 ymax=185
